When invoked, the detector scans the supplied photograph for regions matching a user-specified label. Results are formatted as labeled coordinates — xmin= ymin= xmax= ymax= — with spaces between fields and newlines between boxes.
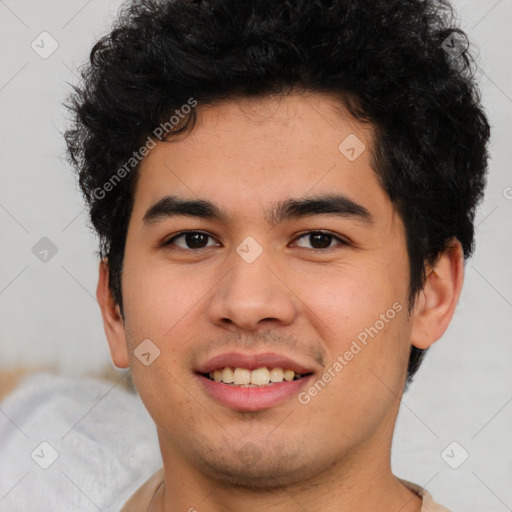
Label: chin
xmin=193 ymin=446 xmax=331 ymax=490
xmin=203 ymin=462 xmax=310 ymax=490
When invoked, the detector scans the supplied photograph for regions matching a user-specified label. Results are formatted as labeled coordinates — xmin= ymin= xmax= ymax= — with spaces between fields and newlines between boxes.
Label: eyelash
xmin=162 ymin=230 xmax=349 ymax=252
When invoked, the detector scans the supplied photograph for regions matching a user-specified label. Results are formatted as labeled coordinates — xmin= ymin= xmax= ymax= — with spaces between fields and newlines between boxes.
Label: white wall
xmin=1 ymin=1 xmax=511 ymax=510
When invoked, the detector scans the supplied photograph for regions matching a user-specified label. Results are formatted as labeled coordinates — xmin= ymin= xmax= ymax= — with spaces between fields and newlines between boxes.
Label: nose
xmin=206 ymin=244 xmax=297 ymax=332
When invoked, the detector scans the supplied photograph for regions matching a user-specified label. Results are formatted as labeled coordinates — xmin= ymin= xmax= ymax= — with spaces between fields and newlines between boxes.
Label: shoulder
xmin=400 ymin=479 xmax=452 ymax=512
xmin=120 ymin=466 xmax=165 ymax=512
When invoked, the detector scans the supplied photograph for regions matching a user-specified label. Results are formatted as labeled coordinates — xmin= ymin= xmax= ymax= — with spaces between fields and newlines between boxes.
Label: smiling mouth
xmin=200 ymin=366 xmax=313 ymax=387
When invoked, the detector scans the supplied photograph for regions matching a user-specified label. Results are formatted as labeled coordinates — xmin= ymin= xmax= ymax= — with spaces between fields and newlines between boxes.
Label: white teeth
xmin=233 ymin=368 xmax=251 ymax=385
xmin=269 ymin=367 xmax=283 ymax=382
xmin=283 ymin=369 xmax=295 ymax=382
xmin=221 ymin=367 xmax=234 ymax=383
xmin=251 ymin=367 xmax=270 ymax=386
xmin=207 ymin=367 xmax=306 ymax=386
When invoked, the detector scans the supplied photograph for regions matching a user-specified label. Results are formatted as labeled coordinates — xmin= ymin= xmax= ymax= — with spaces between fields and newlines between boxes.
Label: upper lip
xmin=195 ymin=352 xmax=316 ymax=375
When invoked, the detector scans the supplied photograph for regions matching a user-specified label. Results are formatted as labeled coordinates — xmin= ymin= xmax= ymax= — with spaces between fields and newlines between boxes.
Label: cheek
xmin=294 ymin=255 xmax=410 ymax=387
xmin=130 ymin=361 xmax=204 ymax=435
xmin=296 ymin=259 xmax=407 ymax=335
xmin=122 ymin=255 xmax=206 ymax=339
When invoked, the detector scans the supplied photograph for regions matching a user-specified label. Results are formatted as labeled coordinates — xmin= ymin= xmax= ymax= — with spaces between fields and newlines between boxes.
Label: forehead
xmin=131 ymin=93 xmax=391 ymax=223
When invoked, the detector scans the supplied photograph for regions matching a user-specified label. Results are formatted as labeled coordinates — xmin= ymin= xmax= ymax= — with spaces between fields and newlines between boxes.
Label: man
xmin=65 ymin=0 xmax=490 ymax=510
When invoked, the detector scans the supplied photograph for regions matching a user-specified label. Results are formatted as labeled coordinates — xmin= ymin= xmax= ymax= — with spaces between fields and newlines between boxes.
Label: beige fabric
xmin=120 ymin=467 xmax=452 ymax=512
xmin=120 ymin=467 xmax=164 ymax=512
xmin=400 ymin=479 xmax=452 ymax=512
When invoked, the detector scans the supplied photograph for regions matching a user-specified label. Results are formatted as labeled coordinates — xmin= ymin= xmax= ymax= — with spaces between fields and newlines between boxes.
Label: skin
xmin=97 ymin=92 xmax=464 ymax=512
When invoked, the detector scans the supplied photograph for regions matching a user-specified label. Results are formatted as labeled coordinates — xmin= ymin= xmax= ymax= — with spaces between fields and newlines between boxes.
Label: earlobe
xmin=410 ymin=240 xmax=464 ymax=350
xmin=96 ymin=259 xmax=130 ymax=368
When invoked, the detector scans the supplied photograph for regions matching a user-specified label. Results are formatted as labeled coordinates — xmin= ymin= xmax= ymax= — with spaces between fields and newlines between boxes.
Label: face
xmin=106 ymin=93 xmax=417 ymax=488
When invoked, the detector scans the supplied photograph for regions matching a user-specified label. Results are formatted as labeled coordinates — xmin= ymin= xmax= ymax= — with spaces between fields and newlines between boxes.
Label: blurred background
xmin=0 ymin=0 xmax=511 ymax=510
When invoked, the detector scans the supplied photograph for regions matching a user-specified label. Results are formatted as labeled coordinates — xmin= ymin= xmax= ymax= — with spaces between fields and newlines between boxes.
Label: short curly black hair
xmin=64 ymin=0 xmax=490 ymax=384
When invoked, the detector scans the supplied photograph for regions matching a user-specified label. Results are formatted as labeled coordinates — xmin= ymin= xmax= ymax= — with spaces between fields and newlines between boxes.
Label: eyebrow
xmin=142 ymin=194 xmax=373 ymax=227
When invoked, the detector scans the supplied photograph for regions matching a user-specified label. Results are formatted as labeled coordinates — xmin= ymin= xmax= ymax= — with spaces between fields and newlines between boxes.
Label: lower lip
xmin=197 ymin=374 xmax=313 ymax=411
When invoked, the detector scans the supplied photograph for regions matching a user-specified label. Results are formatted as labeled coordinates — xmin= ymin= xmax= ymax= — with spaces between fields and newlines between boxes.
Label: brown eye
xmin=165 ymin=231 xmax=218 ymax=250
xmin=293 ymin=231 xmax=346 ymax=250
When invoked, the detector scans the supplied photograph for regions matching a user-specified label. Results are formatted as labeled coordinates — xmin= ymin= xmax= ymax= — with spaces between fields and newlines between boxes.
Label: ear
xmin=410 ymin=239 xmax=464 ymax=349
xmin=96 ymin=259 xmax=130 ymax=368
